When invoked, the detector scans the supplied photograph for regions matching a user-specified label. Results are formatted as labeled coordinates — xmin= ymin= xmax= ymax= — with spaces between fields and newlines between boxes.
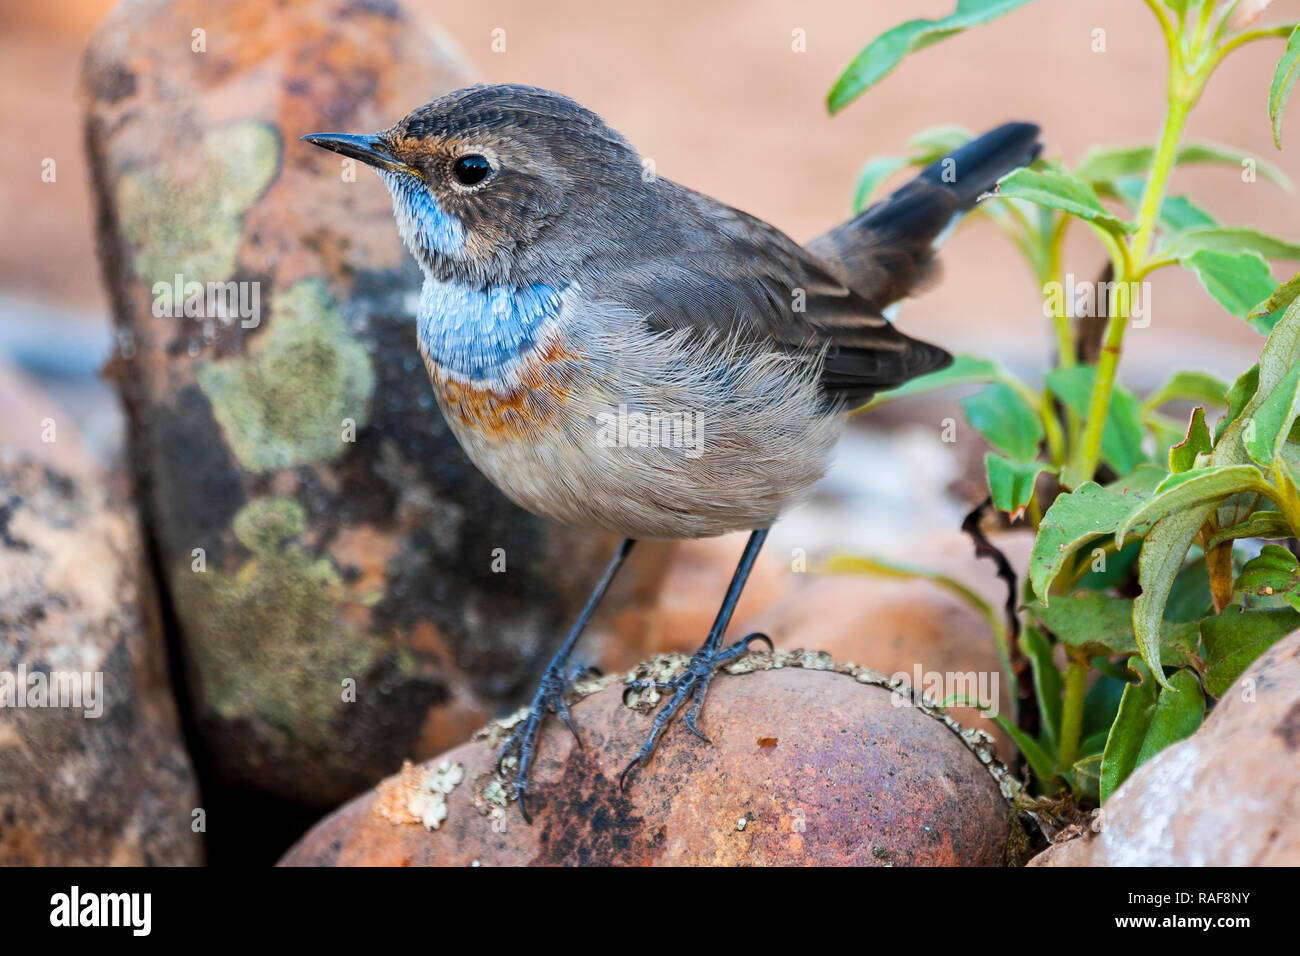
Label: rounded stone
xmin=1030 ymin=630 xmax=1300 ymax=866
xmin=0 ymin=453 xmax=202 ymax=865
xmin=281 ymin=657 xmax=1011 ymax=866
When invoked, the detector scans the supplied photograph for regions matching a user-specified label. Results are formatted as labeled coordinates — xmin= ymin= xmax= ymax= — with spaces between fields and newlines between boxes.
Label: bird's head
xmin=303 ymin=84 xmax=645 ymax=285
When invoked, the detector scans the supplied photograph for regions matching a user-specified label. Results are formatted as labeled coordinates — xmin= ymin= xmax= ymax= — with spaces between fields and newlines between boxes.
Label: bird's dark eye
xmin=452 ymin=154 xmax=492 ymax=186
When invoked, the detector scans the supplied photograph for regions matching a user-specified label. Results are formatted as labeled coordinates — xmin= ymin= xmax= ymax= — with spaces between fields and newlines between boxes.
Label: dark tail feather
xmin=914 ymin=121 xmax=1042 ymax=208
xmin=807 ymin=121 xmax=1042 ymax=312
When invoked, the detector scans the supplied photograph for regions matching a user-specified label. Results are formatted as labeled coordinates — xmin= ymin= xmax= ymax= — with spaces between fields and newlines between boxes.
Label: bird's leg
xmin=497 ymin=537 xmax=635 ymax=823
xmin=620 ymin=528 xmax=772 ymax=788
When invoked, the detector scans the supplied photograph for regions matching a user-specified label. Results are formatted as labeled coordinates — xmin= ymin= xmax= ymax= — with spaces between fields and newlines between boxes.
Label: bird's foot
xmin=619 ymin=632 xmax=773 ymax=789
xmin=496 ymin=662 xmax=599 ymax=824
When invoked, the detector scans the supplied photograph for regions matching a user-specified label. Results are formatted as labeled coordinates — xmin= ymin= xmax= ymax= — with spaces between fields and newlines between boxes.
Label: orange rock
xmin=644 ymin=534 xmax=789 ymax=655
xmin=280 ymin=653 xmax=1013 ymax=866
xmin=740 ymin=531 xmax=1032 ymax=761
xmin=0 ymin=453 xmax=201 ymax=865
xmin=1029 ymin=630 xmax=1300 ymax=866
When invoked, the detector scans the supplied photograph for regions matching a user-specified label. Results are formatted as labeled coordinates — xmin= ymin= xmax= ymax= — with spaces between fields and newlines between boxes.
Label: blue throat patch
xmin=418 ymin=279 xmax=565 ymax=380
xmin=381 ymin=170 xmax=465 ymax=256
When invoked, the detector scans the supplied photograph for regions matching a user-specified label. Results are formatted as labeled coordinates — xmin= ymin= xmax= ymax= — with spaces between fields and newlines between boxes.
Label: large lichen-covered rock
xmin=280 ymin=652 xmax=1015 ymax=866
xmin=0 ymin=453 xmax=202 ymax=865
xmin=82 ymin=0 xmax=669 ymax=807
xmin=1030 ymin=630 xmax=1300 ymax=866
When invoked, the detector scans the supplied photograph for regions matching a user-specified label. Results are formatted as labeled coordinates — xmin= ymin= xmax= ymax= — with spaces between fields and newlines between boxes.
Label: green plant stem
xmin=1038 ymin=214 xmax=1076 ymax=466
xmin=1044 ymin=214 xmax=1073 ymax=364
xmin=1026 ymin=488 xmax=1043 ymax=530
xmin=1133 ymin=99 xmax=1191 ymax=265
xmin=1040 ymin=390 xmax=1066 ymax=467
xmin=1065 ymin=14 xmax=1294 ymax=485
xmin=1193 ymin=0 xmax=1217 ymax=50
xmin=1141 ymin=0 xmax=1177 ymax=51
xmin=1056 ymin=654 xmax=1089 ymax=773
xmin=1069 ymin=51 xmax=1198 ymax=486
xmin=1211 ymin=23 xmax=1299 ymax=65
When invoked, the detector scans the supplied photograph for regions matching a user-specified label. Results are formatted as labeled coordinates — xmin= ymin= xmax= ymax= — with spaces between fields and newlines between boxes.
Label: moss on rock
xmin=117 ymin=120 xmax=279 ymax=282
xmin=198 ymin=279 xmax=375 ymax=472
xmin=176 ymin=497 xmax=380 ymax=747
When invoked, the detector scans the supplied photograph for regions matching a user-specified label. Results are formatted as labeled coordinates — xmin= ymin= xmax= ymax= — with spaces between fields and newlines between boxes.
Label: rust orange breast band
xmin=425 ymin=338 xmax=582 ymax=442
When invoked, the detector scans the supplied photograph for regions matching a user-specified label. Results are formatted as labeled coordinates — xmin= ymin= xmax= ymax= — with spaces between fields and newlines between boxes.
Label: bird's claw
xmin=619 ymin=632 xmax=773 ymax=790
xmin=496 ymin=661 xmax=592 ymax=823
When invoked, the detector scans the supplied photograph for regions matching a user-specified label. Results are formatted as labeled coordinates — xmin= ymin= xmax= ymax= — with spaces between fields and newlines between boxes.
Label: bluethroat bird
xmin=305 ymin=84 xmax=1041 ymax=821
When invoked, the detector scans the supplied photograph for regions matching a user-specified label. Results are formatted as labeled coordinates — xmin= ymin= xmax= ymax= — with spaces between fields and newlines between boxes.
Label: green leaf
xmin=1076 ymin=142 xmax=1292 ymax=191
xmin=1243 ymin=362 xmax=1300 ymax=465
xmin=1169 ymin=407 xmax=1212 ymax=473
xmin=1217 ymin=365 xmax=1261 ymax=444
xmin=1070 ymin=754 xmax=1103 ymax=802
xmin=984 ymin=453 xmax=1049 ymax=518
xmin=1206 ymin=510 xmax=1296 ymax=548
xmin=1148 ymin=411 xmax=1192 ymax=463
xmin=852 ymin=156 xmax=908 ymax=213
xmin=1115 ymin=465 xmax=1267 ymax=545
xmin=1076 ymin=539 xmax=1141 ymax=591
xmin=1109 ymin=177 xmax=1218 ymax=235
xmin=1025 ymin=592 xmax=1200 ymax=666
xmin=1182 ymin=249 xmax=1278 ymax=328
xmin=1213 ymin=296 xmax=1300 ymax=464
xmin=1136 ymin=669 xmax=1204 ymax=765
xmin=1075 ymin=145 xmax=1165 ymax=186
xmin=1099 ymin=657 xmax=1158 ymax=803
xmin=1270 ymin=25 xmax=1300 ymax=149
xmin=1248 ymin=308 xmax=1289 ymax=337
xmin=1236 ymin=544 xmax=1300 ymax=609
xmin=1134 ymin=507 xmax=1216 ymax=690
xmin=827 ymin=0 xmax=1035 ymax=113
xmin=1080 ymin=673 xmax=1129 ymax=742
xmin=1164 ymin=554 xmax=1214 ymax=622
xmin=1202 ymin=605 xmax=1300 ymax=696
xmin=1176 ymin=143 xmax=1293 ymax=191
xmin=1046 ymin=366 xmax=1147 ymax=474
xmin=1021 ymin=626 xmax=1062 ymax=754
xmin=1028 ymin=465 xmax=1168 ymax=601
xmin=1162 ymin=227 xmax=1300 ymax=262
xmin=961 ymin=382 xmax=1044 ymax=460
xmin=996 ymin=167 xmax=1132 ymax=232
xmin=992 ymin=713 xmax=1057 ymax=784
xmin=865 ymin=353 xmax=1003 ymax=406
xmin=1100 ymin=661 xmax=1203 ymax=802
xmin=1142 ymin=369 xmax=1230 ymax=414
xmin=1078 ymin=728 xmax=1112 ymax=756
xmin=906 ymin=125 xmax=974 ymax=163
xmin=1249 ymin=271 xmax=1300 ymax=319
xmin=1154 ymin=195 xmax=1218 ymax=234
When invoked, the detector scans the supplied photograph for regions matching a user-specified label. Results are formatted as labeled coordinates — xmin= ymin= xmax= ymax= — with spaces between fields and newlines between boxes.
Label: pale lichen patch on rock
xmin=373 ymin=759 xmax=464 ymax=830
xmin=472 ymin=776 xmax=511 ymax=818
xmin=175 ymin=496 xmax=380 ymax=746
xmin=117 ymin=120 xmax=279 ymax=282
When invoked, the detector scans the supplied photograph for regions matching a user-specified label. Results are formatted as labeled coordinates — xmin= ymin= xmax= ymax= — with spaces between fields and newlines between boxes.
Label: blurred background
xmin=1 ymin=0 xmax=1296 ymax=549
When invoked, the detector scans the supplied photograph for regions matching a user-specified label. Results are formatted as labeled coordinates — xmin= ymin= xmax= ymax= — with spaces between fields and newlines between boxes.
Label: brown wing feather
xmin=581 ymin=182 xmax=950 ymax=408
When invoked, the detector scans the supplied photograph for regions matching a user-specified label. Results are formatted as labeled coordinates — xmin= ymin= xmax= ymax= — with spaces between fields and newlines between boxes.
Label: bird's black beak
xmin=301 ymin=132 xmax=405 ymax=172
